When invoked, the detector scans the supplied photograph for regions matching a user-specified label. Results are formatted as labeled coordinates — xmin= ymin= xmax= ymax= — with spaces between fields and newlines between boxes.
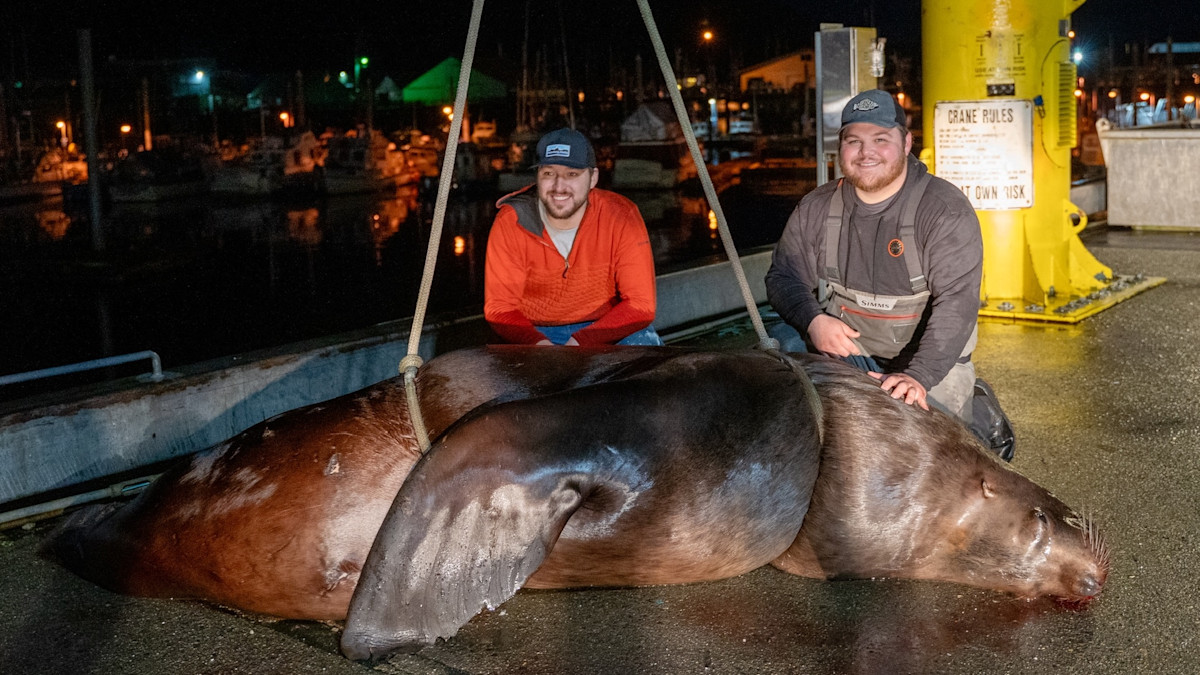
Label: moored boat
xmin=320 ymin=128 xmax=415 ymax=195
xmin=612 ymin=102 xmax=698 ymax=189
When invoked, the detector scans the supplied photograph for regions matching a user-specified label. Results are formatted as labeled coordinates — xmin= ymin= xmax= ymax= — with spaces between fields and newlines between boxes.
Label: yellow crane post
xmin=919 ymin=0 xmax=1163 ymax=322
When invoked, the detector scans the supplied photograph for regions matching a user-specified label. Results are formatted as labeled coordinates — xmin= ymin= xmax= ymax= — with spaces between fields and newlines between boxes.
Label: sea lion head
xmin=778 ymin=355 xmax=1109 ymax=604
xmin=929 ymin=456 xmax=1110 ymax=603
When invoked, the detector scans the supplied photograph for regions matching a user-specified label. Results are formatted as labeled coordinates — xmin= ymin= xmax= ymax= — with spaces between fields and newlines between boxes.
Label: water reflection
xmin=0 ymin=183 xmax=795 ymax=396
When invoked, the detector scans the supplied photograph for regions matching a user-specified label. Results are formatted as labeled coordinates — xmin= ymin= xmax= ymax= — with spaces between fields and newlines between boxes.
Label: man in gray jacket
xmin=766 ymin=89 xmax=983 ymax=425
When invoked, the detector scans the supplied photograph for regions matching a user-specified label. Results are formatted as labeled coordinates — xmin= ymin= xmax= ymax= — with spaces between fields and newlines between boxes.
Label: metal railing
xmin=0 ymin=350 xmax=164 ymax=387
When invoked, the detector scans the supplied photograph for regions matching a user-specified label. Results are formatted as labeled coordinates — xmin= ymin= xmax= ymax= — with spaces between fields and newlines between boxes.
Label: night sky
xmin=2 ymin=0 xmax=1193 ymax=83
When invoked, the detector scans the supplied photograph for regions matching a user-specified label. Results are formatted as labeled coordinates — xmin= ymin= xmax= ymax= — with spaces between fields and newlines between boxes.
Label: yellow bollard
xmin=919 ymin=0 xmax=1162 ymax=322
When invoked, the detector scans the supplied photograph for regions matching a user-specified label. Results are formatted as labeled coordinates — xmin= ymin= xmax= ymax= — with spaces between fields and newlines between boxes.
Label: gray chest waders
xmin=821 ymin=175 xmax=977 ymax=360
xmin=822 ymin=177 xmax=1009 ymax=461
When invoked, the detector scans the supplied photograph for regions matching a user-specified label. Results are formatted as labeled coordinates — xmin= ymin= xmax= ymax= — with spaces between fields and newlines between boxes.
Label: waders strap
xmin=899 ymin=173 xmax=932 ymax=294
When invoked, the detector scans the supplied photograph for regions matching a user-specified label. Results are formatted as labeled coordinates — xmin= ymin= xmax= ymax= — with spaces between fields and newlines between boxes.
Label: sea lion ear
xmin=980 ymin=478 xmax=996 ymax=499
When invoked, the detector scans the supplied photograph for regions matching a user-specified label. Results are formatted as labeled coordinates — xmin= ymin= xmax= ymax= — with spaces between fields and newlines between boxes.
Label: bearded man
xmin=484 ymin=128 xmax=661 ymax=346
xmin=764 ymin=89 xmax=984 ymax=425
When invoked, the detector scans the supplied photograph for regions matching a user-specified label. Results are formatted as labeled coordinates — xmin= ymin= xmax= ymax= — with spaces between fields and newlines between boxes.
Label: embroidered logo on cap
xmin=545 ymin=143 xmax=572 ymax=158
xmin=852 ymin=99 xmax=881 ymax=112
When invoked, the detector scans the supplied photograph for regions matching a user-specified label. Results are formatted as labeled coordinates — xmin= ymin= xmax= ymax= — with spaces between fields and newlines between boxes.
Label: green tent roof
xmin=401 ymin=57 xmax=509 ymax=104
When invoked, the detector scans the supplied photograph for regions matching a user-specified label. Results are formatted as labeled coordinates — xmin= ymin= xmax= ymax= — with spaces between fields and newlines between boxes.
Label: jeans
xmin=535 ymin=321 xmax=664 ymax=346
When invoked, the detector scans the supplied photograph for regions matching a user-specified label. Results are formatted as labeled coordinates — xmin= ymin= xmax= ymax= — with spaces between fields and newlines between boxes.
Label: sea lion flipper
xmin=341 ymin=435 xmax=584 ymax=661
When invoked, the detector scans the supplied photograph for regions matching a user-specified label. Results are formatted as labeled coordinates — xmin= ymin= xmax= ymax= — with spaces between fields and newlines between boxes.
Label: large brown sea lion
xmin=38 ymin=347 xmax=1108 ymax=661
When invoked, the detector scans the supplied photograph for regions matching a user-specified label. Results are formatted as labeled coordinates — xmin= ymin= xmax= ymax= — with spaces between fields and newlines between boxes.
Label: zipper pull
xmin=562 ymin=259 xmax=570 ymax=278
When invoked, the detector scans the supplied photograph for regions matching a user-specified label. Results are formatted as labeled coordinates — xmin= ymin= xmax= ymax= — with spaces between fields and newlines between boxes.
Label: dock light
xmin=359 ymin=57 xmax=369 ymax=66
xmin=454 ymin=236 xmax=466 ymax=255
xmin=194 ymin=70 xmax=205 ymax=82
xmin=1072 ymin=49 xmax=1082 ymax=64
xmin=1186 ymin=95 xmax=1196 ymax=104
xmin=702 ymin=30 xmax=714 ymax=42
xmin=1139 ymin=92 xmax=1151 ymax=101
xmin=897 ymin=92 xmax=907 ymax=105
xmin=1074 ymin=88 xmax=1084 ymax=98
xmin=279 ymin=111 xmax=292 ymax=127
xmin=1108 ymin=89 xmax=1119 ymax=99
xmin=707 ymin=210 xmax=718 ymax=231
xmin=120 ymin=124 xmax=132 ymax=134
xmin=1067 ymin=29 xmax=1076 ymax=39
xmin=56 ymin=120 xmax=66 ymax=130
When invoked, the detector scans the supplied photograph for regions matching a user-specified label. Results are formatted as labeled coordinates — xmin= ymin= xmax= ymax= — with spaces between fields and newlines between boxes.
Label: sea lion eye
xmin=1033 ymin=508 xmax=1048 ymax=524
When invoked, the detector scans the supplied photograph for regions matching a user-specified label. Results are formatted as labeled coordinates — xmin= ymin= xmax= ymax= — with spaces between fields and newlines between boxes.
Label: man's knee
xmin=928 ymin=361 xmax=976 ymax=423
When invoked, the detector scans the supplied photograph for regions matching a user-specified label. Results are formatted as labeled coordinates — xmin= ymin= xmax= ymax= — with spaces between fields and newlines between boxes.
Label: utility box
xmin=814 ymin=25 xmax=880 ymax=185
xmin=1099 ymin=125 xmax=1200 ymax=229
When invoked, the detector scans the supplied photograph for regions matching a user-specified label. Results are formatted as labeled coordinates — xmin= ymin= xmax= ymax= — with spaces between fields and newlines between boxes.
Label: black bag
xmin=969 ymin=378 xmax=1015 ymax=462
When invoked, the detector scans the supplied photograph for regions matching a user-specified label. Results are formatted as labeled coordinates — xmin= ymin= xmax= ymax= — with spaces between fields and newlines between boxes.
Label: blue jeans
xmin=535 ymin=321 xmax=664 ymax=346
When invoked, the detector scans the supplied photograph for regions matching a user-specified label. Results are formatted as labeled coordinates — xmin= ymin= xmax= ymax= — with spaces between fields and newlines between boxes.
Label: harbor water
xmin=0 ymin=178 xmax=808 ymax=401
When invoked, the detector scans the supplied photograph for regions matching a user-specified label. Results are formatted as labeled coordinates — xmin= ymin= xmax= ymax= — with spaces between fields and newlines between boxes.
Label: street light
xmin=55 ymin=120 xmax=68 ymax=148
xmin=699 ymin=25 xmax=716 ymax=90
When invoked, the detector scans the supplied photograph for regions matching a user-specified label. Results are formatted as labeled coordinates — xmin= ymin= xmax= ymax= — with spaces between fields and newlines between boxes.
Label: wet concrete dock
xmin=2 ymin=226 xmax=1199 ymax=674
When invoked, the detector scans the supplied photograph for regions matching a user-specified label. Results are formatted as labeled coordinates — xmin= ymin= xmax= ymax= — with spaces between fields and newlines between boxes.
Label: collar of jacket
xmin=495 ymin=185 xmax=547 ymax=238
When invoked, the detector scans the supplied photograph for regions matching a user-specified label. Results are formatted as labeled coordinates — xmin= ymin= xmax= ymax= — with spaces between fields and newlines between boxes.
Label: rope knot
xmin=398 ymin=354 xmax=425 ymax=377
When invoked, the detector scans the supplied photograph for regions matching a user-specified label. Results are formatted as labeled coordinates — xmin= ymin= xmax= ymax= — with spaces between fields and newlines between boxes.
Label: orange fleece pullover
xmin=484 ymin=186 xmax=657 ymax=345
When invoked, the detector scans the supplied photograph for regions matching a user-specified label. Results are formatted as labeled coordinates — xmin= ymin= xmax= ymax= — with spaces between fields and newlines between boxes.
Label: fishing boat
xmin=209 ymin=132 xmax=325 ymax=197
xmin=320 ymin=128 xmax=416 ymax=195
xmin=612 ymin=102 xmax=698 ymax=189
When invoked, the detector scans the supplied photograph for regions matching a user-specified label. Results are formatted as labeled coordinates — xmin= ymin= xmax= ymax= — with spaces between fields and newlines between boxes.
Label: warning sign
xmin=973 ymin=31 xmax=1026 ymax=84
xmin=933 ymin=100 xmax=1033 ymax=210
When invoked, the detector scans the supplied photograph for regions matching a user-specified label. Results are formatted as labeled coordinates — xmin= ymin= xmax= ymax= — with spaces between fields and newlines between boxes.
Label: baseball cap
xmin=535 ymin=128 xmax=596 ymax=169
xmin=841 ymin=90 xmax=907 ymax=129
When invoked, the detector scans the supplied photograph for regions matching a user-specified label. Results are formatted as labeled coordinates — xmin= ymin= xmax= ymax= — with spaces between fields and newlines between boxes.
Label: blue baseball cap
xmin=536 ymin=128 xmax=596 ymax=169
xmin=841 ymin=89 xmax=907 ymax=129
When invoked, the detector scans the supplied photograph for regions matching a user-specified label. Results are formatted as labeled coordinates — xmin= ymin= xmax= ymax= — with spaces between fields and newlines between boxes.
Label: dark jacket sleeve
xmin=903 ymin=181 xmax=983 ymax=389
xmin=765 ymin=184 xmax=838 ymax=335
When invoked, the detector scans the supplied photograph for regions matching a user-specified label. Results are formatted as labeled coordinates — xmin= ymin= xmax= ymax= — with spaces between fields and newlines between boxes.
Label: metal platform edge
xmin=978 ymin=274 xmax=1166 ymax=324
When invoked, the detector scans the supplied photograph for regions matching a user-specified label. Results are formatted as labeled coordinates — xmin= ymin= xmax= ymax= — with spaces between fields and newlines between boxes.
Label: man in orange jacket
xmin=484 ymin=128 xmax=662 ymax=346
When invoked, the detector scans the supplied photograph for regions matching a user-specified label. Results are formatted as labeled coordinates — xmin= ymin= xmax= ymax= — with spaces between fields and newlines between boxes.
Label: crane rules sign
xmin=933 ymin=100 xmax=1033 ymax=210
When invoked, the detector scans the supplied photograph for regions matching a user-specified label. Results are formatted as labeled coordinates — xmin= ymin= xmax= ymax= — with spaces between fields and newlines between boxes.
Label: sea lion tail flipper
xmin=37 ymin=501 xmax=139 ymax=591
xmin=340 ymin=441 xmax=584 ymax=662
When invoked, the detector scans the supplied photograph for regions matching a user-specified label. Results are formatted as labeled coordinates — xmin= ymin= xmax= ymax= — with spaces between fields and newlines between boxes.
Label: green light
xmin=359 ymin=57 xmax=369 ymax=66
xmin=13 ymin=81 xmax=22 ymax=89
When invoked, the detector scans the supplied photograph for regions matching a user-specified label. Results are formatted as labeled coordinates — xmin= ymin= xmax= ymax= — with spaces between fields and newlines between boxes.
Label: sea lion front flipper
xmin=340 ymin=416 xmax=585 ymax=661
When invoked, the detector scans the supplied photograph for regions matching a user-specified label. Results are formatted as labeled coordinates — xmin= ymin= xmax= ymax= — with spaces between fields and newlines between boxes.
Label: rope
xmin=401 ymin=0 xmax=487 ymax=452
xmin=634 ymin=0 xmax=777 ymax=351
xmin=635 ymin=0 xmax=827 ymax=432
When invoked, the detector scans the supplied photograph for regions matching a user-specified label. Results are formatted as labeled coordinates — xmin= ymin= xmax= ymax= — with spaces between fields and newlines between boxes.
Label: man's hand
xmin=868 ymin=371 xmax=929 ymax=410
xmin=807 ymin=314 xmax=861 ymax=357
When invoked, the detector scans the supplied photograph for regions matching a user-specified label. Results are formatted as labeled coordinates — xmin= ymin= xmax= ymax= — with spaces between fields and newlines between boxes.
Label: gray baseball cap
xmin=536 ymin=127 xmax=596 ymax=169
xmin=841 ymin=90 xmax=907 ymax=129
